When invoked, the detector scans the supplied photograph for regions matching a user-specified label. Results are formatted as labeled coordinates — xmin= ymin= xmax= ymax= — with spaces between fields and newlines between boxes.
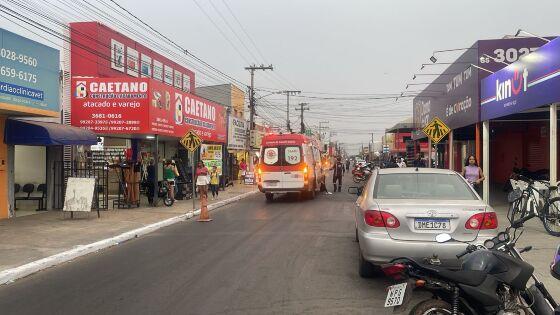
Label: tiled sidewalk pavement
xmin=0 ymin=184 xmax=257 ymax=273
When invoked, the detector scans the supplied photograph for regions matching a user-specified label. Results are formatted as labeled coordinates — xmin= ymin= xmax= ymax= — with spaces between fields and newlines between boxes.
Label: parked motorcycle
xmin=381 ymin=211 xmax=560 ymax=315
xmin=352 ymin=163 xmax=374 ymax=183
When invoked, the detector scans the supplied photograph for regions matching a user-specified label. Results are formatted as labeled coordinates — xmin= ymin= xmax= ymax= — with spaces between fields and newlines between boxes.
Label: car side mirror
xmin=348 ymin=186 xmax=363 ymax=196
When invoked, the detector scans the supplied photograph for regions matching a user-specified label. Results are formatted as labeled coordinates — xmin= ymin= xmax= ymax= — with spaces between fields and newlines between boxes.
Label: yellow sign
xmin=180 ymin=130 xmax=202 ymax=152
xmin=423 ymin=117 xmax=450 ymax=144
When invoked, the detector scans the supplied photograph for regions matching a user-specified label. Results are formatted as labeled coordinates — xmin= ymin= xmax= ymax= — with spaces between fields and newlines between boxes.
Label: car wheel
xmin=358 ymin=250 xmax=378 ymax=278
xmin=265 ymin=193 xmax=273 ymax=202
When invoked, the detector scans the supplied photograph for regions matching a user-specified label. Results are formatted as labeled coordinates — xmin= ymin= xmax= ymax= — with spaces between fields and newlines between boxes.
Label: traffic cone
xmin=197 ymin=187 xmax=212 ymax=222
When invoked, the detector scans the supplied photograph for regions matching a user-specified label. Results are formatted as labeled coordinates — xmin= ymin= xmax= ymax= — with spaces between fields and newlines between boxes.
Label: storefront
xmin=480 ymin=36 xmax=560 ymax=203
xmin=227 ymin=115 xmax=248 ymax=183
xmin=413 ymin=37 xmax=553 ymax=174
xmin=0 ymin=28 xmax=98 ymax=219
xmin=70 ymin=77 xmax=227 ymax=204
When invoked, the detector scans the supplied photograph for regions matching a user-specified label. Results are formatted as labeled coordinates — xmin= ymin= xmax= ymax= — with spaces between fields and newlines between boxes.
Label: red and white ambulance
xmin=257 ymin=133 xmax=322 ymax=201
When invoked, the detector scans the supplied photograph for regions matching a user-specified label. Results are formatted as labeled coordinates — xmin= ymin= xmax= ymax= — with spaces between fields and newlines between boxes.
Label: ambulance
xmin=257 ymin=133 xmax=322 ymax=201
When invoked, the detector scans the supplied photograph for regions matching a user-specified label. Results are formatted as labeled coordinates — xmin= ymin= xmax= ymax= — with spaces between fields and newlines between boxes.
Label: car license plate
xmin=384 ymin=282 xmax=407 ymax=307
xmin=414 ymin=218 xmax=450 ymax=230
xmin=265 ymin=181 xmax=277 ymax=187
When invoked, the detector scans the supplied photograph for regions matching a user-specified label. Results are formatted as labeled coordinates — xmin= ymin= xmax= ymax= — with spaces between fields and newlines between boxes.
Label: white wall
xmin=14 ymin=145 xmax=46 ymax=186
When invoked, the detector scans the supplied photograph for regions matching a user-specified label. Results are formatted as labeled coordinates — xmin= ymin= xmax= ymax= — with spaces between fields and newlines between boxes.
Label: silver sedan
xmin=353 ymin=167 xmax=498 ymax=277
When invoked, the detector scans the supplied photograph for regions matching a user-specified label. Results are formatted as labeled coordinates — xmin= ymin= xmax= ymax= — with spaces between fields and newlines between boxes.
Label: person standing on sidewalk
xmin=238 ymin=159 xmax=247 ymax=184
xmin=331 ymin=156 xmax=344 ymax=192
xmin=163 ymin=160 xmax=179 ymax=200
xmin=196 ymin=161 xmax=210 ymax=197
xmin=209 ymin=165 xmax=219 ymax=200
xmin=462 ymin=155 xmax=485 ymax=196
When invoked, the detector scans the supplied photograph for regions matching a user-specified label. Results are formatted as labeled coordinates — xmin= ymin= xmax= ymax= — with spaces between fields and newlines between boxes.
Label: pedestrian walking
xmin=163 ymin=160 xmax=179 ymax=200
xmin=196 ymin=161 xmax=209 ymax=197
xmin=238 ymin=158 xmax=247 ymax=184
xmin=462 ymin=155 xmax=485 ymax=195
xmin=345 ymin=159 xmax=350 ymax=171
xmin=196 ymin=161 xmax=212 ymax=222
xmin=209 ymin=165 xmax=219 ymax=200
xmin=331 ymin=156 xmax=344 ymax=192
xmin=319 ymin=167 xmax=331 ymax=195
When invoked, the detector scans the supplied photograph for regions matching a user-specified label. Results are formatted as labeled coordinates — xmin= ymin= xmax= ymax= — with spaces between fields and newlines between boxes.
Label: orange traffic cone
xmin=197 ymin=186 xmax=212 ymax=222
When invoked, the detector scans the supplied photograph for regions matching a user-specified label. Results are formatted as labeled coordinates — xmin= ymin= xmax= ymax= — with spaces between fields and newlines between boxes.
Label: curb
xmin=0 ymin=190 xmax=259 ymax=285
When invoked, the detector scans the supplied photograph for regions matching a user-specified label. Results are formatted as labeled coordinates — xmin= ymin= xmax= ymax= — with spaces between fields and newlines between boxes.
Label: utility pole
xmin=245 ymin=64 xmax=273 ymax=173
xmin=279 ymin=90 xmax=301 ymax=132
xmin=245 ymin=64 xmax=273 ymax=132
xmin=370 ymin=132 xmax=374 ymax=161
xmin=295 ymin=103 xmax=309 ymax=134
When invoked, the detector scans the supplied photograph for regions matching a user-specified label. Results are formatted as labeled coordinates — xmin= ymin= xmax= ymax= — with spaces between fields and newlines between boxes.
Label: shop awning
xmin=4 ymin=119 xmax=98 ymax=146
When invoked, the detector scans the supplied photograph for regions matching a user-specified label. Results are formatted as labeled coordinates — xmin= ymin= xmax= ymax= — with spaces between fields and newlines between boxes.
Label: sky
xmin=2 ymin=0 xmax=560 ymax=154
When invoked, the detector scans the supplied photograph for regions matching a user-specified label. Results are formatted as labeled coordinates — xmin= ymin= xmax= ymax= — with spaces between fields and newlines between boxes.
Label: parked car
xmin=352 ymin=167 xmax=498 ymax=277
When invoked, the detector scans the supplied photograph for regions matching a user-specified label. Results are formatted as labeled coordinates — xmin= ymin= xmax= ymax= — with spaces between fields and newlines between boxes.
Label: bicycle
xmin=508 ymin=174 xmax=560 ymax=236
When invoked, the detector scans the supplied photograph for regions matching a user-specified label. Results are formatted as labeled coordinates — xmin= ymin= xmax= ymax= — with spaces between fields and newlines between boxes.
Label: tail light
xmin=364 ymin=210 xmax=400 ymax=228
xmin=302 ymin=163 xmax=309 ymax=181
xmin=382 ymin=263 xmax=407 ymax=279
xmin=465 ymin=212 xmax=498 ymax=230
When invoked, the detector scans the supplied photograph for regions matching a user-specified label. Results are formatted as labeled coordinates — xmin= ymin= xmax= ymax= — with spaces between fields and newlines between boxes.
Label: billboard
xmin=413 ymin=45 xmax=479 ymax=132
xmin=0 ymin=28 xmax=59 ymax=114
xmin=71 ymin=78 xmax=150 ymax=133
xmin=480 ymin=37 xmax=560 ymax=120
xmin=227 ymin=116 xmax=247 ymax=150
xmin=70 ymin=22 xmax=195 ymax=93
xmin=71 ymin=77 xmax=227 ymax=143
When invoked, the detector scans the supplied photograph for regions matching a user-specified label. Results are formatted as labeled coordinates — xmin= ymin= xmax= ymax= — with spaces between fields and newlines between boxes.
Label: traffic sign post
xmin=422 ymin=117 xmax=450 ymax=144
xmin=179 ymin=130 xmax=210 ymax=221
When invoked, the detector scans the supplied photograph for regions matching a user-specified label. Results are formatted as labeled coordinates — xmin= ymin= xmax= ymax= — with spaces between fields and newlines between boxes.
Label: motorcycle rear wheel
xmin=163 ymin=197 xmax=174 ymax=207
xmin=410 ymin=299 xmax=453 ymax=315
xmin=352 ymin=175 xmax=362 ymax=183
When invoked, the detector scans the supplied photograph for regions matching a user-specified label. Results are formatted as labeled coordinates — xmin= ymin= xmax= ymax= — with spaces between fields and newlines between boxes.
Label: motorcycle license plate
xmin=384 ymin=282 xmax=407 ymax=307
xmin=414 ymin=218 xmax=450 ymax=230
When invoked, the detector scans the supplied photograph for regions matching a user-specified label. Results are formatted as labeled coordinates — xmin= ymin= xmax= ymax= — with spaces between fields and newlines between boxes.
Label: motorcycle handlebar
xmin=456 ymin=244 xmax=477 ymax=259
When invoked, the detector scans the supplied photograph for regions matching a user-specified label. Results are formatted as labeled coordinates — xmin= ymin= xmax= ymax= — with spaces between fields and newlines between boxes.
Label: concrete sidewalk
xmin=0 ymin=184 xmax=257 ymax=278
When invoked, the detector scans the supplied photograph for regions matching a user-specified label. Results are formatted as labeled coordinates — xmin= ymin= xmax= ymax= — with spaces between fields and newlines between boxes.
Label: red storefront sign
xmin=71 ymin=77 xmax=227 ymax=143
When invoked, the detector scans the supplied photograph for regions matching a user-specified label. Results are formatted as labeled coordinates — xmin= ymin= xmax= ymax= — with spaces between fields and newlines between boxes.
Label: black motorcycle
xmin=381 ymin=211 xmax=559 ymax=315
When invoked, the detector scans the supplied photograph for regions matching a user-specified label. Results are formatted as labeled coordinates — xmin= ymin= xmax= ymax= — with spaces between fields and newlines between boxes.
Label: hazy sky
xmin=3 ymin=0 xmax=560 ymax=154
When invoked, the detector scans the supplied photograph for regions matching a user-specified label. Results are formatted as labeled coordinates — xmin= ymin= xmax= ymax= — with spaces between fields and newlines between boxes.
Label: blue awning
xmin=4 ymin=119 xmax=98 ymax=146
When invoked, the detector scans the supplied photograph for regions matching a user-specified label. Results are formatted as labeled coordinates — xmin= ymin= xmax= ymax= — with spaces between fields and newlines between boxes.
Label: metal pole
xmin=482 ymin=120 xmax=490 ymax=203
xmin=427 ymin=138 xmax=432 ymax=168
xmin=153 ymin=135 xmax=159 ymax=205
xmin=551 ymin=103 xmax=558 ymax=184
xmin=248 ymin=70 xmax=255 ymax=131
xmin=191 ymin=151 xmax=196 ymax=211
xmin=449 ymin=130 xmax=454 ymax=171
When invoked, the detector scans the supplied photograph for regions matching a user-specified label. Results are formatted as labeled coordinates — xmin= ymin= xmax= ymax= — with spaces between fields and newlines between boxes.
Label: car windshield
xmin=374 ymin=173 xmax=477 ymax=200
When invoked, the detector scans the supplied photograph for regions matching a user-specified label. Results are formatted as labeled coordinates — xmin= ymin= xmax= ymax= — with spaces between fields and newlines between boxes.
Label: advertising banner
xmin=477 ymin=37 xmax=554 ymax=79
xmin=149 ymin=80 xmax=227 ymax=142
xmin=0 ymin=28 xmax=59 ymax=113
xmin=72 ymin=77 xmax=227 ymax=142
xmin=227 ymin=116 xmax=247 ymax=150
xmin=413 ymin=46 xmax=479 ymax=132
xmin=480 ymin=37 xmax=560 ymax=121
xmin=71 ymin=77 xmax=150 ymax=133
xmin=200 ymin=144 xmax=223 ymax=160
xmin=202 ymin=159 xmax=222 ymax=176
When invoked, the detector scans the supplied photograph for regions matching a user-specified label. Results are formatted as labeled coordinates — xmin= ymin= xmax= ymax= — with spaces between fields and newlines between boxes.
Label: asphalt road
xmin=0 ymin=176 xmax=395 ymax=315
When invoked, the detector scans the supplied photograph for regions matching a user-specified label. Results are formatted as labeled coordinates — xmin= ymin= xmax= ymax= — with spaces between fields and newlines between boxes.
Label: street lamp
xmin=515 ymin=29 xmax=551 ymax=43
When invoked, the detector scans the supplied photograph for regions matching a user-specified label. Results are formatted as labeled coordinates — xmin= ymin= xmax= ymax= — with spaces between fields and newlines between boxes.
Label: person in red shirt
xmin=238 ymin=159 xmax=247 ymax=184
xmin=196 ymin=161 xmax=209 ymax=198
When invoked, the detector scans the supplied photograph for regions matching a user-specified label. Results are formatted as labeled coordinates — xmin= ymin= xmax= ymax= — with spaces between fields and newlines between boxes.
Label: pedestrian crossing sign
xmin=180 ymin=130 xmax=202 ymax=152
xmin=423 ymin=117 xmax=450 ymax=144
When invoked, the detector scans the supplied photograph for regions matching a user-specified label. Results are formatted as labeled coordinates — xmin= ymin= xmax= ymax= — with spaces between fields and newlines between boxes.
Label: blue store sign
xmin=0 ymin=28 xmax=59 ymax=113
xmin=481 ymin=37 xmax=560 ymax=121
